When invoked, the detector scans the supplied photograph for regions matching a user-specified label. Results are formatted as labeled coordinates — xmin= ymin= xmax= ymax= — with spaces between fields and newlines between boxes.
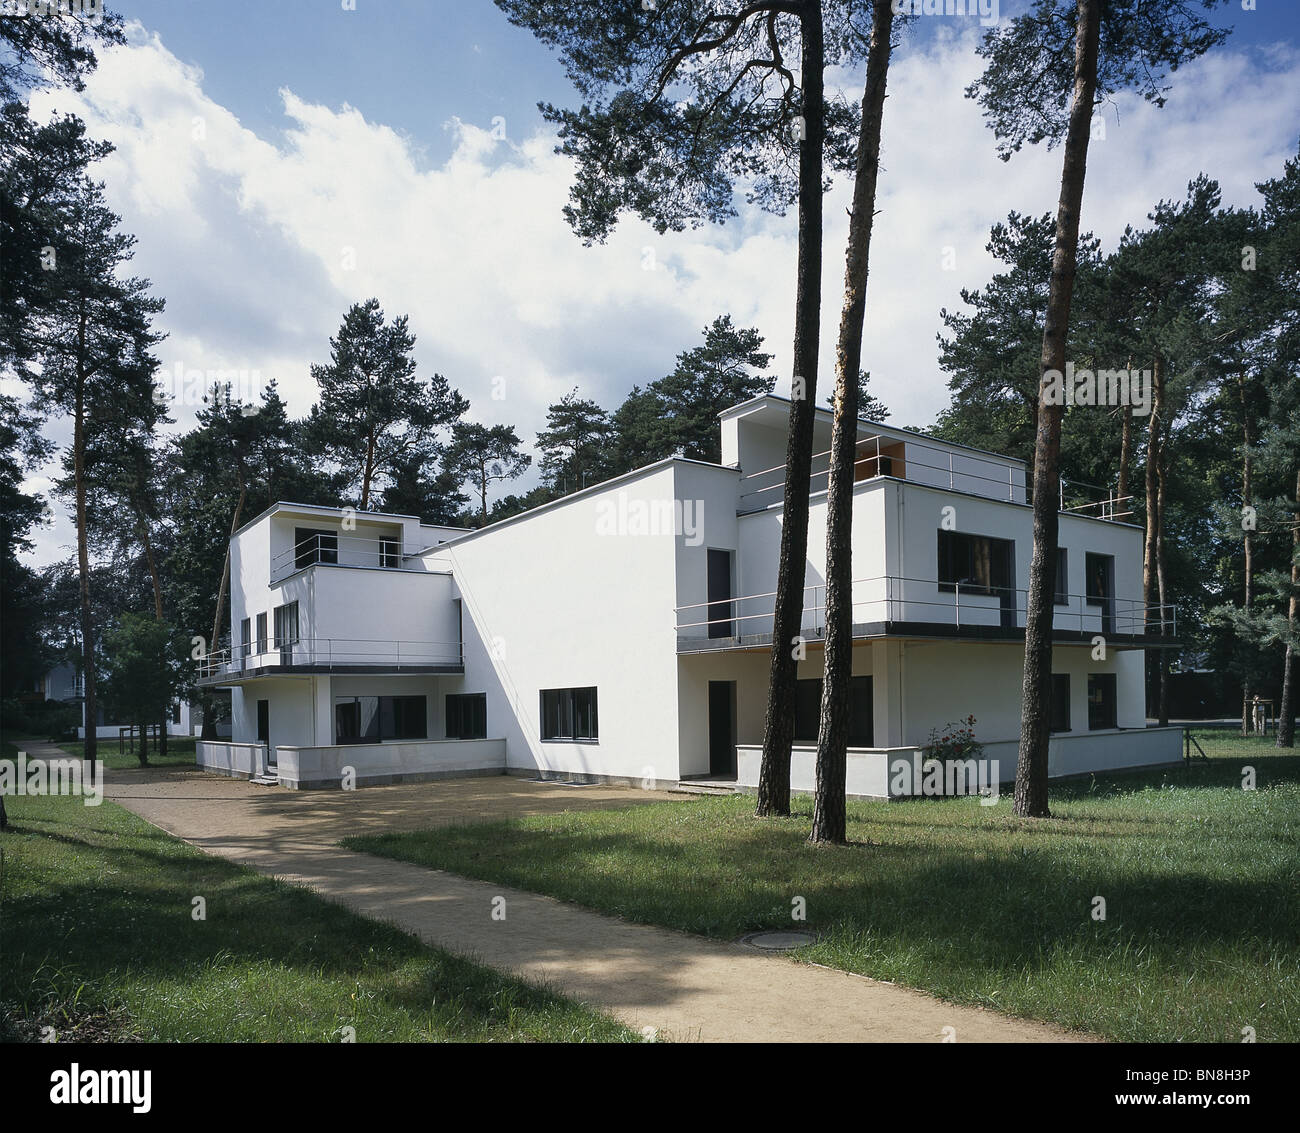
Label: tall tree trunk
xmin=205 ymin=481 xmax=247 ymax=741
xmin=1238 ymin=377 xmax=1255 ymax=734
xmin=1117 ymin=403 xmax=1132 ymax=507
xmin=811 ymin=0 xmax=893 ymax=845
xmin=1156 ymin=451 xmax=1170 ymax=726
xmin=1277 ymin=468 xmax=1298 ymax=748
xmin=361 ymin=426 xmax=376 ymax=509
xmin=1142 ymin=356 xmax=1164 ymax=615
xmin=1013 ymin=0 xmax=1101 ymax=820
xmin=138 ymin=719 xmax=148 ymax=767
xmin=135 ymin=498 xmax=164 ymax=619
xmin=756 ymin=0 xmax=825 ymax=817
xmin=74 ymin=365 xmax=98 ymax=767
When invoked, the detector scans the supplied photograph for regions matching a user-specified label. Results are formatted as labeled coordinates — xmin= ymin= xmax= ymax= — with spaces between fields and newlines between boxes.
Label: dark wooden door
xmin=708 ymin=681 xmax=736 ymax=776
xmin=707 ymin=549 xmax=734 ymax=638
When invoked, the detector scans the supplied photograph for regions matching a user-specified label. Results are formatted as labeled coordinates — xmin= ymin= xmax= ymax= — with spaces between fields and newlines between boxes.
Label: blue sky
xmin=15 ymin=0 xmax=1300 ymax=565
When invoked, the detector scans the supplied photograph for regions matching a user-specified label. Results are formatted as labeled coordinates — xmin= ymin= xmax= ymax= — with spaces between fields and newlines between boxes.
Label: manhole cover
xmin=738 ymin=930 xmax=817 ymax=952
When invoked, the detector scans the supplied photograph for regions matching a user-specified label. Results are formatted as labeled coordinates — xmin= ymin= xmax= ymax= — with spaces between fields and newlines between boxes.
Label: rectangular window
xmin=1050 ymin=673 xmax=1070 ymax=733
xmin=446 ymin=693 xmax=487 ymax=740
xmin=255 ymin=612 xmax=267 ymax=656
xmin=540 ymin=687 xmax=598 ymax=741
xmin=171 ymin=703 xmax=182 ymax=725
xmin=1087 ymin=673 xmax=1117 ymax=730
xmin=937 ymin=530 xmax=1014 ymax=596
xmin=793 ymin=676 xmax=873 ymax=746
xmin=706 ymin=549 xmax=734 ymax=638
xmin=334 ymin=695 xmax=427 ymax=744
xmin=240 ymin=617 xmax=251 ymax=660
xmin=274 ymin=601 xmax=299 ymax=664
xmin=1054 ymin=549 xmax=1069 ymax=606
xmin=295 ymin=527 xmax=339 ymax=569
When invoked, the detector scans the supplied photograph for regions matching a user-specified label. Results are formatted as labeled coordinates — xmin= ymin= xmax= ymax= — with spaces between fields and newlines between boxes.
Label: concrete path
xmin=102 ymin=765 xmax=1091 ymax=1043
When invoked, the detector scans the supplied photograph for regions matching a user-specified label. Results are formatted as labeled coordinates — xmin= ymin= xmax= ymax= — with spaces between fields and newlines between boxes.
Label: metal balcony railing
xmin=675 ymin=575 xmax=1176 ymax=643
xmin=198 ymin=637 xmax=463 ymax=679
xmin=270 ymin=533 xmax=424 ymax=582
xmin=737 ymin=436 xmax=1132 ymax=522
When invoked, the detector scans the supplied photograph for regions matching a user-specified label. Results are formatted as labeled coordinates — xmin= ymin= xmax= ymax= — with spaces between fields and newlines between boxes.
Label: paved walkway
xmin=101 ymin=765 xmax=1091 ymax=1043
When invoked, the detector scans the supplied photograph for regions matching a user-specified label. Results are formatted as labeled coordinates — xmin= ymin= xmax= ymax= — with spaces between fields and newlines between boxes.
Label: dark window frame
xmin=446 ymin=693 xmax=487 ymax=740
xmin=1087 ymin=673 xmax=1118 ymax=731
xmin=792 ymin=675 xmax=873 ymax=747
xmin=239 ymin=617 xmax=251 ymax=660
xmin=1050 ymin=673 xmax=1071 ymax=733
xmin=1054 ymin=549 xmax=1069 ymax=606
xmin=295 ymin=526 xmax=339 ymax=570
xmin=539 ymin=686 xmax=599 ymax=742
xmin=334 ymin=694 xmax=427 ymax=744
xmin=937 ymin=529 xmax=1015 ymax=597
xmin=255 ymin=612 xmax=268 ymax=656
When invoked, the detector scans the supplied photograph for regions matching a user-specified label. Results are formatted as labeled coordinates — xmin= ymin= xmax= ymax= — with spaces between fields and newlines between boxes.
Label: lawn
xmin=345 ymin=730 xmax=1300 ymax=1043
xmin=0 ymin=786 xmax=636 ymax=1042
xmin=52 ymin=734 xmax=198 ymax=771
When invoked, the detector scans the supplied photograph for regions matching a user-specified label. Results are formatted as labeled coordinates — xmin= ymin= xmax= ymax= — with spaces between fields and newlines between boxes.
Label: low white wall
xmin=736 ymin=727 xmax=1183 ymax=800
xmin=274 ymin=738 xmax=506 ymax=789
xmin=197 ymin=740 xmax=270 ymax=778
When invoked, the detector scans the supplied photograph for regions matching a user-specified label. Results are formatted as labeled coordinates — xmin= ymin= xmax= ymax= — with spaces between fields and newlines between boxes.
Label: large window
xmin=334 ymin=695 xmax=427 ymax=744
xmin=295 ymin=527 xmax=339 ymax=569
xmin=1087 ymin=673 xmax=1117 ymax=730
xmin=446 ymin=693 xmax=487 ymax=740
xmin=937 ymin=530 xmax=1014 ymax=596
xmin=273 ymin=601 xmax=299 ymax=664
xmin=1050 ymin=673 xmax=1071 ymax=733
xmin=540 ymin=687 xmax=598 ymax=741
xmin=792 ymin=676 xmax=873 ymax=747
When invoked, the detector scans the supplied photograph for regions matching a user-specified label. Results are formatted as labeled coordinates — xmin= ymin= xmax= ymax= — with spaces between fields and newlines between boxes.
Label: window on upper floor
xmin=240 ymin=617 xmax=251 ymax=659
xmin=937 ymin=530 xmax=1014 ymax=597
xmin=273 ymin=601 xmax=299 ymax=647
xmin=295 ymin=527 xmax=339 ymax=569
xmin=540 ymin=687 xmax=598 ymax=741
xmin=1054 ymin=549 xmax=1069 ymax=606
xmin=255 ymin=612 xmax=267 ymax=656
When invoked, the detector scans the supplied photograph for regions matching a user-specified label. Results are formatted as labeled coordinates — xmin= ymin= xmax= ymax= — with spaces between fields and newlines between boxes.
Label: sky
xmin=13 ymin=0 xmax=1300 ymax=568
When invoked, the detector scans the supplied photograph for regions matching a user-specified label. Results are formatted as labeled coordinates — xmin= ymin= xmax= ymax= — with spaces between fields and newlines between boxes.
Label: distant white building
xmin=40 ymin=661 xmax=196 ymax=740
xmin=196 ymin=395 xmax=1182 ymax=794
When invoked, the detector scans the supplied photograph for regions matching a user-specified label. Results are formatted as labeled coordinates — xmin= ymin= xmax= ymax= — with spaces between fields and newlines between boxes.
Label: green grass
xmin=53 ymin=735 xmax=197 ymax=771
xmin=346 ymin=730 xmax=1300 ymax=1042
xmin=0 ymin=789 xmax=636 ymax=1042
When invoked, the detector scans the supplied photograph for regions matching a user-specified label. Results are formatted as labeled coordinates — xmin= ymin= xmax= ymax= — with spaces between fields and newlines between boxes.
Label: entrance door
xmin=707 ymin=681 xmax=737 ymax=776
xmin=256 ymin=699 xmax=272 ymax=770
xmin=1086 ymin=552 xmax=1115 ymax=634
xmin=707 ymin=549 xmax=734 ymax=638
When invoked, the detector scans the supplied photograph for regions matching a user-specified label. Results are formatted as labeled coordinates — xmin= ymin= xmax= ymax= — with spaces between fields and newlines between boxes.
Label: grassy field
xmin=0 ymin=786 xmax=635 ymax=1042
xmin=346 ymin=731 xmax=1300 ymax=1042
xmin=50 ymin=735 xmax=197 ymax=771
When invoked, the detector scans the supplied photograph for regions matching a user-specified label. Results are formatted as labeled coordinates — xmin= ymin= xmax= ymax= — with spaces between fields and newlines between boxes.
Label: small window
xmin=1050 ymin=673 xmax=1070 ymax=733
xmin=1054 ymin=549 xmax=1069 ymax=606
xmin=1087 ymin=673 xmax=1117 ymax=730
xmin=446 ymin=693 xmax=487 ymax=740
xmin=793 ymin=676 xmax=873 ymax=746
xmin=540 ymin=687 xmax=598 ymax=741
xmin=171 ymin=703 xmax=182 ymax=725
xmin=295 ymin=527 xmax=339 ymax=569
xmin=240 ymin=617 xmax=251 ymax=659
xmin=255 ymin=612 xmax=268 ymax=656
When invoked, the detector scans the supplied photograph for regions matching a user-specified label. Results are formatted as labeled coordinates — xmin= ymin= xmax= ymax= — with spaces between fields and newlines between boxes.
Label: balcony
xmin=271 ymin=532 xmax=426 ymax=583
xmin=675 ymin=575 xmax=1177 ymax=653
xmin=197 ymin=636 xmax=464 ymax=684
xmin=737 ymin=435 xmax=1131 ymax=521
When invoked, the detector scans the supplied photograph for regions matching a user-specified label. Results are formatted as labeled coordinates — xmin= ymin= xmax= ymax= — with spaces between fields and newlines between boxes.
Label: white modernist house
xmin=196 ymin=395 xmax=1182 ymax=795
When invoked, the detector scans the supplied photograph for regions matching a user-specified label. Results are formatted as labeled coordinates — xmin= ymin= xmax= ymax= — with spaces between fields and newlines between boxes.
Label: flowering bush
xmin=921 ymin=714 xmax=984 ymax=762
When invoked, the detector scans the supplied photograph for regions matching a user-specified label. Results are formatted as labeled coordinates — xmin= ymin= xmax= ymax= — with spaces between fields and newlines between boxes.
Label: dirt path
xmin=103 ymin=766 xmax=1092 ymax=1043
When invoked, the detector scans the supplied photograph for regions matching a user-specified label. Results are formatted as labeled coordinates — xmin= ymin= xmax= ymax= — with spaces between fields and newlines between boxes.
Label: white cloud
xmin=19 ymin=21 xmax=1300 ymax=566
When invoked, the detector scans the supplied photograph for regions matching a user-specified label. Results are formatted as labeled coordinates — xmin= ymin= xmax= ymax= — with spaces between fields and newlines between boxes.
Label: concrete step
xmin=670 ymin=780 xmax=738 ymax=796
